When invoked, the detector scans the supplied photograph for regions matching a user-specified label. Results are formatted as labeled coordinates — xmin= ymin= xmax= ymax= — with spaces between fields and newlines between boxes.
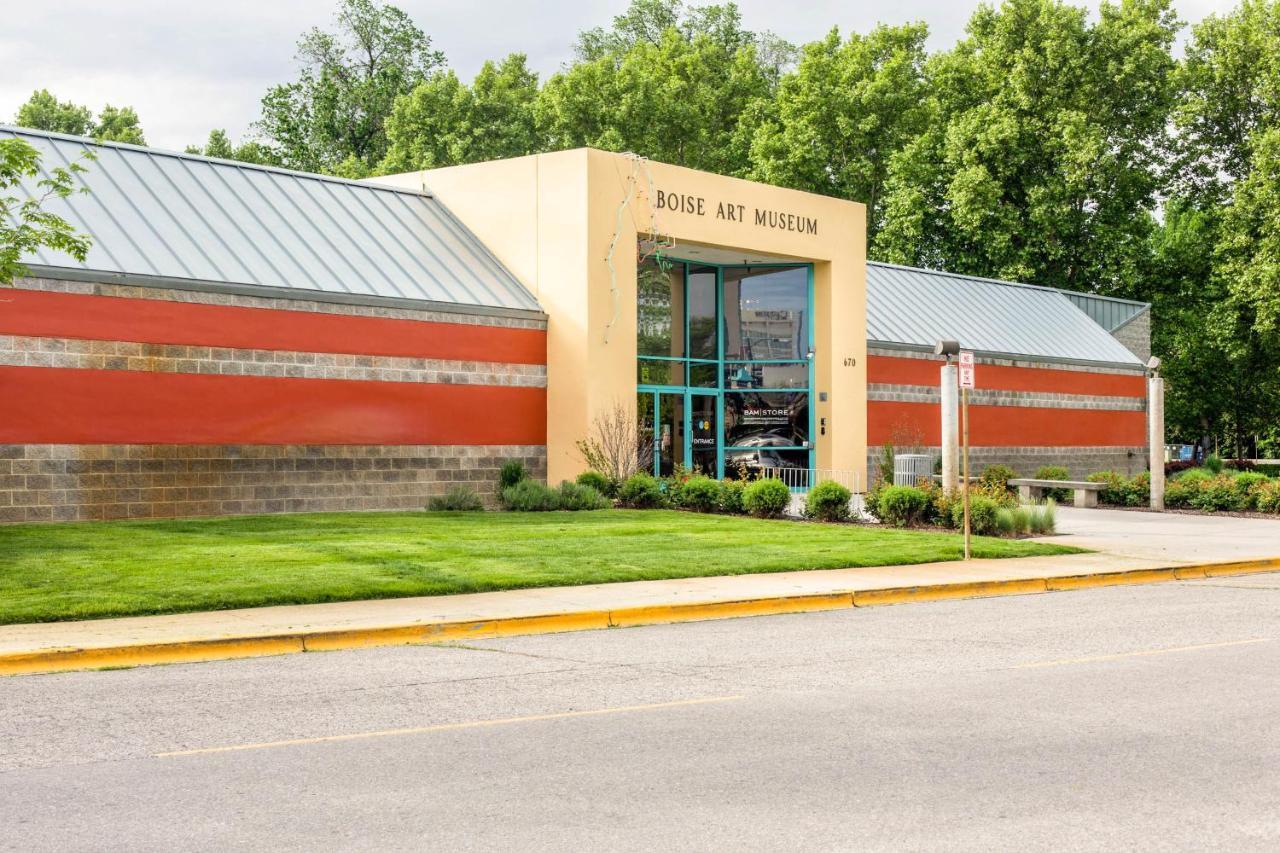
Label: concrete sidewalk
xmin=3 ymin=508 xmax=1278 ymax=676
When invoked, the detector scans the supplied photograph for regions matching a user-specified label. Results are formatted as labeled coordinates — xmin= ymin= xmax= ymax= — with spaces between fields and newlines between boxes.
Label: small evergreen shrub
xmin=1232 ymin=472 xmax=1270 ymax=510
xmin=1204 ymin=453 xmax=1224 ymax=474
xmin=743 ymin=478 xmax=791 ymax=518
xmin=1188 ymin=474 xmax=1237 ymax=512
xmin=1165 ymin=478 xmax=1193 ymax=508
xmin=979 ymin=464 xmax=1018 ymax=492
xmin=575 ymin=470 xmax=613 ymax=496
xmin=804 ymin=480 xmax=852 ymax=522
xmin=1253 ymin=480 xmax=1280 ymax=513
xmin=556 ymin=480 xmax=610 ymax=511
xmin=717 ymin=479 xmax=746 ymax=514
xmin=500 ymin=479 xmax=560 ymax=511
xmin=499 ymin=459 xmax=529 ymax=490
xmin=1086 ymin=471 xmax=1127 ymax=505
xmin=951 ymin=494 xmax=1000 ymax=535
xmin=1125 ymin=471 xmax=1151 ymax=506
xmin=678 ymin=475 xmax=721 ymax=512
xmin=1034 ymin=466 xmax=1071 ymax=502
xmin=877 ymin=485 xmax=930 ymax=527
xmin=427 ymin=486 xmax=484 ymax=512
xmin=618 ymin=472 xmax=665 ymax=508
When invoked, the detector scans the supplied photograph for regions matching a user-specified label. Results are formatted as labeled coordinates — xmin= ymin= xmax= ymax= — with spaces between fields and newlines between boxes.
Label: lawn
xmin=0 ymin=510 xmax=1082 ymax=625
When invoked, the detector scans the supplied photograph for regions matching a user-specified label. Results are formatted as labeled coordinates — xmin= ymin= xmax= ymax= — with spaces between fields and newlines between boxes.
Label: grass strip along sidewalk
xmin=0 ymin=509 xmax=1080 ymax=625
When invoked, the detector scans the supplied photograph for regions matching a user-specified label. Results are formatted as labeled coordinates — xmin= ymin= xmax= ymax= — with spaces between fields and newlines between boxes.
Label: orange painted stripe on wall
xmin=0 ymin=367 xmax=546 ymax=445
xmin=0 ymin=290 xmax=546 ymax=365
xmin=867 ymin=355 xmax=1145 ymax=398
xmin=868 ymin=401 xmax=1145 ymax=447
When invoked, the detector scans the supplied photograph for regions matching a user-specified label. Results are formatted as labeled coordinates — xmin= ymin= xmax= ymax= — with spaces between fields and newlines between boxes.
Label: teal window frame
xmin=636 ymin=259 xmax=815 ymax=478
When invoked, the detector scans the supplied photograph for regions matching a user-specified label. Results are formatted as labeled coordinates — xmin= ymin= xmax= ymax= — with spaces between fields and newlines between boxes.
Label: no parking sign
xmin=959 ymin=351 xmax=976 ymax=389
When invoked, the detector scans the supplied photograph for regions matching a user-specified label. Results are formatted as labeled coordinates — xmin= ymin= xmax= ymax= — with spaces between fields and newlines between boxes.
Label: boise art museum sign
xmin=655 ymin=189 xmax=820 ymax=236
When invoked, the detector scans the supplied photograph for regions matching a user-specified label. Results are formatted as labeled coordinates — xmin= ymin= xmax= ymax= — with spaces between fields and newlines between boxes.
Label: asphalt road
xmin=3 ymin=573 xmax=1279 ymax=852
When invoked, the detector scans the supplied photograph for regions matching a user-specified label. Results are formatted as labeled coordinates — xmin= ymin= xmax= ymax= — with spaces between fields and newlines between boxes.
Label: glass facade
xmin=636 ymin=256 xmax=813 ymax=478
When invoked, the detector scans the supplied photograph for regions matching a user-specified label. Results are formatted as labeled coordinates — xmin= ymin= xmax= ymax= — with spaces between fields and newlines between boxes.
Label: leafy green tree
xmin=184 ymin=129 xmax=278 ymax=166
xmin=15 ymin=90 xmax=92 ymax=136
xmin=93 ymin=105 xmax=145 ymax=145
xmin=747 ymin=23 xmax=930 ymax=247
xmin=1 ymin=138 xmax=92 ymax=284
xmin=877 ymin=0 xmax=1179 ymax=293
xmin=256 ymin=0 xmax=446 ymax=175
xmin=537 ymin=1 xmax=787 ymax=175
xmin=379 ymin=53 xmax=539 ymax=173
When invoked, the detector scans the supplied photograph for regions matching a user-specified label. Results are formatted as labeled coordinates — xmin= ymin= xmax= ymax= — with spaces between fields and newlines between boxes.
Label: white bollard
xmin=940 ymin=363 xmax=959 ymax=492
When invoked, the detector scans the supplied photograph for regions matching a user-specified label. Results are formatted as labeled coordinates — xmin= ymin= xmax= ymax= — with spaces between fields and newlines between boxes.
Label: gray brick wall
xmin=1111 ymin=310 xmax=1152 ymax=363
xmin=0 ymin=444 xmax=546 ymax=522
xmin=868 ymin=445 xmax=1147 ymax=484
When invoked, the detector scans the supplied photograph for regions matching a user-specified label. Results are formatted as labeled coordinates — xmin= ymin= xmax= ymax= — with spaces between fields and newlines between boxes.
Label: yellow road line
xmin=1013 ymin=637 xmax=1271 ymax=670
xmin=155 ymin=695 xmax=745 ymax=758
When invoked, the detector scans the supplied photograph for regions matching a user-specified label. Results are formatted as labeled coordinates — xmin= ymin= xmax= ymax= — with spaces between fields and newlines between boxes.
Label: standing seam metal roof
xmin=1 ymin=126 xmax=541 ymax=315
xmin=867 ymin=261 xmax=1146 ymax=367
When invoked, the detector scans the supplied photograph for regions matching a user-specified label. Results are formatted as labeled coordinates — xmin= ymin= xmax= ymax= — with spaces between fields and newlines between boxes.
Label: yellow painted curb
xmin=609 ymin=592 xmax=854 ymax=628
xmin=1046 ymin=567 xmax=1184 ymax=591
xmin=853 ymin=578 xmax=1047 ymax=607
xmin=2 ymin=557 xmax=1278 ymax=677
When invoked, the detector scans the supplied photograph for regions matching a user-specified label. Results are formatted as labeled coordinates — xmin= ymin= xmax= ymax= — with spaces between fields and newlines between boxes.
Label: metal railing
xmin=760 ymin=467 xmax=862 ymax=494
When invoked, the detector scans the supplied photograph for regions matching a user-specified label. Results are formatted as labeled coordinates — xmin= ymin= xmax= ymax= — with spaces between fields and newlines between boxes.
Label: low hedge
xmin=803 ymin=480 xmax=851 ymax=522
xmin=743 ymin=478 xmax=791 ymax=518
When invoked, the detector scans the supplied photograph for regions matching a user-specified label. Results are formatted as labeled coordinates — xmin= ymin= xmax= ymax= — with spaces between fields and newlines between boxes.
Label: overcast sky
xmin=2 ymin=0 xmax=1236 ymax=151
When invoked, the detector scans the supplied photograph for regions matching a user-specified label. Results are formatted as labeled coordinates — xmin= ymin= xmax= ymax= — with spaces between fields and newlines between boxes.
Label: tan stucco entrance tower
xmin=380 ymin=149 xmax=868 ymax=488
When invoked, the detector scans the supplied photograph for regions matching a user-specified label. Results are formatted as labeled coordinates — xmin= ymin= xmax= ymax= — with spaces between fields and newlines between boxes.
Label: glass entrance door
xmin=689 ymin=392 xmax=717 ymax=475
xmin=656 ymin=391 xmax=685 ymax=476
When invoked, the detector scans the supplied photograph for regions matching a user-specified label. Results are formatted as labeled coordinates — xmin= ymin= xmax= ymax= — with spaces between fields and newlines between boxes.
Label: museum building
xmin=0 ymin=127 xmax=1151 ymax=521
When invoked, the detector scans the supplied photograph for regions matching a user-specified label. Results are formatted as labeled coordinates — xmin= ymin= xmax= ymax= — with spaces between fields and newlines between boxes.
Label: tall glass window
xmin=636 ymin=257 xmax=812 ymax=479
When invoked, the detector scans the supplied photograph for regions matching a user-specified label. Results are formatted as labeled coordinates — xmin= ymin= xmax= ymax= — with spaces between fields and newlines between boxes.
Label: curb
xmin=3 ymin=557 xmax=1278 ymax=677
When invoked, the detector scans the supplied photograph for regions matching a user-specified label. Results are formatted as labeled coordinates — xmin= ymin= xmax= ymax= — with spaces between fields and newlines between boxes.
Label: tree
xmin=378 ymin=53 xmax=539 ymax=173
xmin=876 ymin=0 xmax=1179 ymax=294
xmin=536 ymin=1 xmax=788 ymax=175
xmin=747 ymin=24 xmax=931 ymax=248
xmin=93 ymin=105 xmax=145 ymax=145
xmin=15 ymin=90 xmax=147 ymax=145
xmin=184 ymin=129 xmax=279 ymax=166
xmin=255 ymin=0 xmax=446 ymax=175
xmin=15 ymin=90 xmax=92 ymax=136
xmin=1 ymin=138 xmax=92 ymax=284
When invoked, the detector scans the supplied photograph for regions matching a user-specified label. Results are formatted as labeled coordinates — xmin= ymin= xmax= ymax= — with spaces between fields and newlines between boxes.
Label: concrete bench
xmin=1007 ymin=478 xmax=1102 ymax=508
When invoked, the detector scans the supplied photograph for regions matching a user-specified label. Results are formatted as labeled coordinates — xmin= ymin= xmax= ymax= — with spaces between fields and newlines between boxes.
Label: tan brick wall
xmin=0 ymin=444 xmax=547 ymax=522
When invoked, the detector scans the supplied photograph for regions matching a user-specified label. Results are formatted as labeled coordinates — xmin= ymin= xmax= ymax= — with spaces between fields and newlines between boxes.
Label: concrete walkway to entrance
xmin=2 ymin=508 xmax=1277 ymax=676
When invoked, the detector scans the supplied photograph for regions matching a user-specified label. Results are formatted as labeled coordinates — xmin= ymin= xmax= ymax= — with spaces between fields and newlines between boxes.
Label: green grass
xmin=0 ymin=510 xmax=1082 ymax=625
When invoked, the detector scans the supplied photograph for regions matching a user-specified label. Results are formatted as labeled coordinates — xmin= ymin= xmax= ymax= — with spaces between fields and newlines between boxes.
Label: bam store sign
xmin=655 ymin=189 xmax=819 ymax=236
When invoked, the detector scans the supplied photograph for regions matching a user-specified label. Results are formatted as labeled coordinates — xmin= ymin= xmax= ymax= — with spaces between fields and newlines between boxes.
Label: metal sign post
xmin=958 ymin=352 xmax=975 ymax=560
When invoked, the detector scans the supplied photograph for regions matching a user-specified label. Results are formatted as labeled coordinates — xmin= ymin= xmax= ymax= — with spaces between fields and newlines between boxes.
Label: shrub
xmin=743 ymin=478 xmax=791 ymax=518
xmin=427 ymin=486 xmax=484 ymax=512
xmin=618 ymin=472 xmax=665 ymax=508
xmin=1253 ymin=480 xmax=1280 ymax=513
xmin=1029 ymin=500 xmax=1057 ymax=535
xmin=865 ymin=478 xmax=889 ymax=523
xmin=1165 ymin=478 xmax=1194 ymax=508
xmin=1165 ymin=460 xmax=1195 ymax=476
xmin=877 ymin=485 xmax=930 ymax=527
xmin=1124 ymin=471 xmax=1151 ymax=506
xmin=499 ymin=459 xmax=529 ymax=490
xmin=717 ymin=479 xmax=746 ymax=514
xmin=1174 ymin=467 xmax=1214 ymax=483
xmin=556 ymin=480 xmax=610 ymax=511
xmin=1226 ymin=458 xmax=1257 ymax=472
xmin=951 ymin=494 xmax=1000 ymax=535
xmin=1231 ymin=472 xmax=1270 ymax=511
xmin=575 ymin=470 xmax=613 ymax=497
xmin=995 ymin=506 xmax=1021 ymax=536
xmin=678 ymin=475 xmax=721 ymax=512
xmin=804 ymin=480 xmax=852 ymax=522
xmin=1188 ymin=474 xmax=1238 ymax=512
xmin=500 ymin=479 xmax=559 ymax=511
xmin=979 ymin=464 xmax=1017 ymax=492
xmin=1034 ymin=466 xmax=1071 ymax=502
xmin=1204 ymin=453 xmax=1224 ymax=474
xmin=1086 ymin=471 xmax=1126 ymax=505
